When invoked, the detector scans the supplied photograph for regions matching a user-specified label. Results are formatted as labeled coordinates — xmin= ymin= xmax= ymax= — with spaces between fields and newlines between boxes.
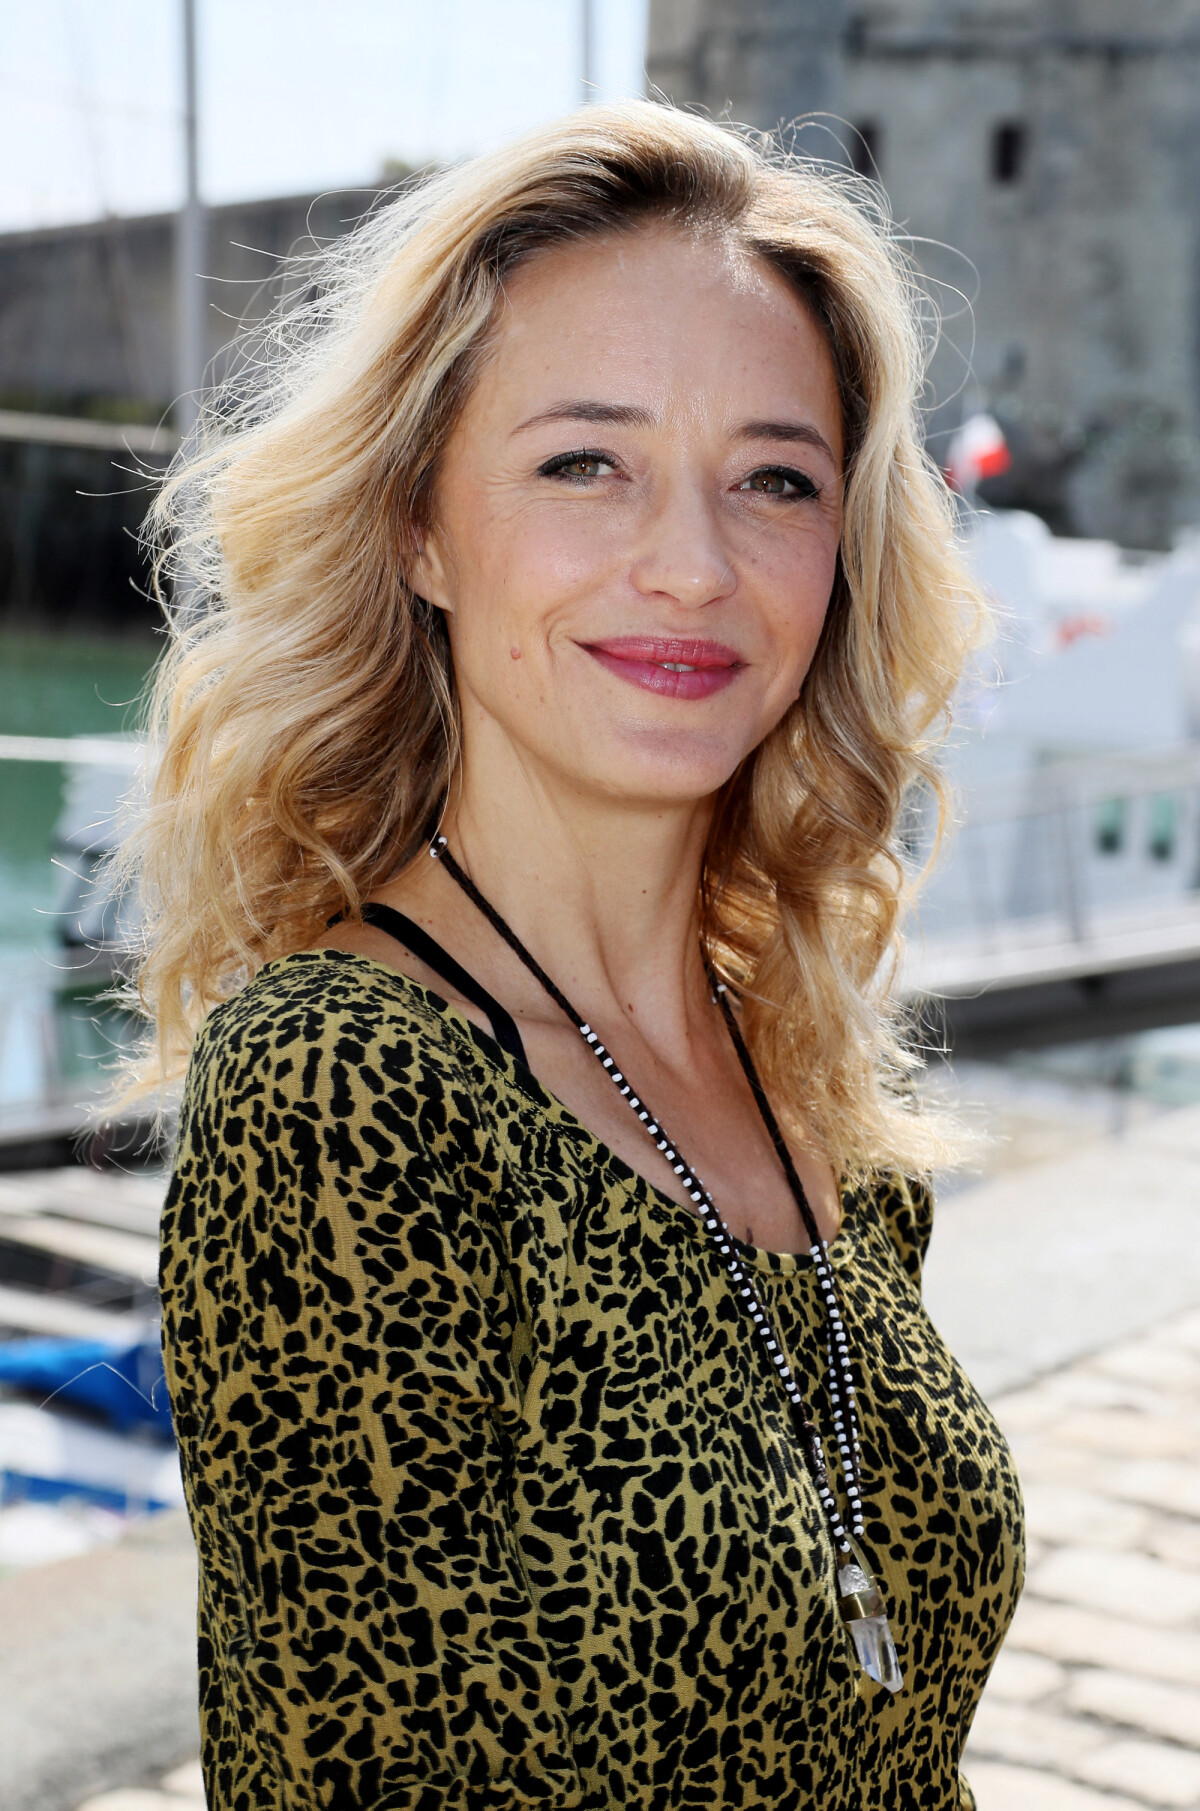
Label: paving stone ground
xmin=0 ymin=1508 xmax=198 ymax=1811
xmin=74 ymin=1761 xmax=206 ymax=1811
xmin=964 ymin=1304 xmax=1200 ymax=1809
xmin=921 ymin=1100 xmax=1200 ymax=1398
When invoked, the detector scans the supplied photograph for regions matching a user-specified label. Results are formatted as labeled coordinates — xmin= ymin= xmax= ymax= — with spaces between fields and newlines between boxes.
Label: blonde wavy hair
xmin=121 ymin=100 xmax=984 ymax=1178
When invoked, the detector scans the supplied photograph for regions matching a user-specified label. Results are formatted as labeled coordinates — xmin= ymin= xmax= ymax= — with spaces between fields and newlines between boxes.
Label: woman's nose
xmin=627 ymin=479 xmax=736 ymax=608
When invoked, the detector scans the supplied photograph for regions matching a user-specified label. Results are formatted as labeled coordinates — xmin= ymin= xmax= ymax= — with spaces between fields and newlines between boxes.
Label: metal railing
xmin=908 ymin=746 xmax=1200 ymax=999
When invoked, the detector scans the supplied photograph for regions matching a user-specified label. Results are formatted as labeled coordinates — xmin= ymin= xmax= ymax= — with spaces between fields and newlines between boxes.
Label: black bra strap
xmin=359 ymin=903 xmax=529 ymax=1070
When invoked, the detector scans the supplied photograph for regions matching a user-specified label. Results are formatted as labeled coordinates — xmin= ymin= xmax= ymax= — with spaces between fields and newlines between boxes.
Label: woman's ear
xmin=408 ymin=527 xmax=454 ymax=616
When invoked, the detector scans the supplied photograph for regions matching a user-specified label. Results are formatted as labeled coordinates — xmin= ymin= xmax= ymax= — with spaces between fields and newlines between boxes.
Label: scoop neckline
xmin=260 ymin=946 xmax=853 ymax=1271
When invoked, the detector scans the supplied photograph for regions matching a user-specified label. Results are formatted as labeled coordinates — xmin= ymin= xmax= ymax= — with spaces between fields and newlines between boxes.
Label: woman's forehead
xmin=474 ymin=225 xmax=842 ymax=446
xmin=497 ymin=221 xmax=804 ymax=331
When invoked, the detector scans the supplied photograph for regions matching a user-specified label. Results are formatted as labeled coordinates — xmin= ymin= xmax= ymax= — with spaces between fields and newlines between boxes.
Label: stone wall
xmin=647 ymin=0 xmax=1200 ymax=548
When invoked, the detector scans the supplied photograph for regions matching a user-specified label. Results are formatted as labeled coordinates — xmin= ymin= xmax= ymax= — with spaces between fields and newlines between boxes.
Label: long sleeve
xmin=161 ymin=974 xmax=582 ymax=1811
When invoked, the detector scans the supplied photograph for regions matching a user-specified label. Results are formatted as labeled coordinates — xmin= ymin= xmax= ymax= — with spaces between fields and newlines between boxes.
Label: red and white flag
xmin=945 ymin=413 xmax=1011 ymax=495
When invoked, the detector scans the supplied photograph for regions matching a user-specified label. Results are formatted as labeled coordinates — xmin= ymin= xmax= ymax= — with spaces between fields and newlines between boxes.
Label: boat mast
xmin=175 ymin=0 xmax=205 ymax=439
xmin=581 ymin=0 xmax=595 ymax=104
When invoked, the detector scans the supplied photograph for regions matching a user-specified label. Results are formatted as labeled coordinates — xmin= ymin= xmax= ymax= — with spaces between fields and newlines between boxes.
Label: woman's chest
xmin=503 ymin=1186 xmax=1025 ymax=1731
xmin=508 ymin=1014 xmax=843 ymax=1245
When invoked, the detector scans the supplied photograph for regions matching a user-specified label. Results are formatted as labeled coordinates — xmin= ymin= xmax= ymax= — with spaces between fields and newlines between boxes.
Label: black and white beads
xmin=431 ymin=832 xmax=866 ymax=1554
xmin=582 ymin=1023 xmax=863 ymax=1549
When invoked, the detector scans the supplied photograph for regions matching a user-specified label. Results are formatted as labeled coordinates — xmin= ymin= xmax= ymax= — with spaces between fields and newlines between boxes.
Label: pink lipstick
xmin=582 ymin=637 xmax=744 ymax=701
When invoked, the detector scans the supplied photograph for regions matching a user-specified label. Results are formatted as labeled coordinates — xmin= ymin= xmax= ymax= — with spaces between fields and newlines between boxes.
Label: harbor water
xmin=0 ymin=631 xmax=155 ymax=1142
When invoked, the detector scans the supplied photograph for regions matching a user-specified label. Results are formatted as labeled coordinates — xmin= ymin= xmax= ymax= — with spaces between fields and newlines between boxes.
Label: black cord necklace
xmin=430 ymin=833 xmax=903 ymax=1693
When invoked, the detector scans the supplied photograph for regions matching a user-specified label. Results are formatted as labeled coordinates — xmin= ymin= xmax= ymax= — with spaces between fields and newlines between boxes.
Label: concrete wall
xmin=0 ymin=189 xmax=386 ymax=622
xmin=0 ymin=189 xmax=384 ymax=418
xmin=647 ymin=0 xmax=1200 ymax=548
xmin=0 ymin=440 xmax=149 ymax=627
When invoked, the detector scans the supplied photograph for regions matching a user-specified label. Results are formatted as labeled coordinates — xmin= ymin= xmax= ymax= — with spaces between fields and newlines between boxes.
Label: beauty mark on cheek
xmin=510 ymin=646 xmax=522 ymax=660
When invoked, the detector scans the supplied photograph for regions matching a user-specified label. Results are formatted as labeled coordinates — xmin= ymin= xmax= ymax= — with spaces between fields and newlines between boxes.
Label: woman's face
xmin=414 ymin=223 xmax=845 ymax=808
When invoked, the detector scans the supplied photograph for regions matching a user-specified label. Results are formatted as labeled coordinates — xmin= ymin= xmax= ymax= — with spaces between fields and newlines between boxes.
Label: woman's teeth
xmin=658 ymin=661 xmax=697 ymax=672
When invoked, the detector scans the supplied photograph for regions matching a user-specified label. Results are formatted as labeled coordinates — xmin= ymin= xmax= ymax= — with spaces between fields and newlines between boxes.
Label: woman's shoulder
xmin=171 ymin=949 xmax=540 ymax=1249
xmin=853 ymin=1169 xmax=934 ymax=1285
xmin=184 ymin=947 xmax=512 ymax=1118
xmin=164 ymin=949 xmax=570 ymax=1422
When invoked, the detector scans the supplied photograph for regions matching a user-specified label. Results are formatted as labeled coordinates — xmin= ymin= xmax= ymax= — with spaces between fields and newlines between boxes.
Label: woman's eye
xmin=740 ymin=466 xmax=820 ymax=499
xmin=539 ymin=450 xmax=614 ymax=481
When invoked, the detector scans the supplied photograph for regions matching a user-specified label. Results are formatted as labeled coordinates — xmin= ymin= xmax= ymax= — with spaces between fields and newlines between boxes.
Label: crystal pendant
xmin=837 ymin=1536 xmax=904 ymax=1693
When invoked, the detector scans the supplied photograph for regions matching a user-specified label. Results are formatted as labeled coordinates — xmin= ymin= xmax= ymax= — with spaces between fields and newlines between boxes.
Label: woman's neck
xmin=435 ymin=747 xmax=717 ymax=1050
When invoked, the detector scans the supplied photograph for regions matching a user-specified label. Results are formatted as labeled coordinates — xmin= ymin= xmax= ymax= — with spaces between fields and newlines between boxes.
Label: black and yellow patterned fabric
xmin=161 ymin=950 xmax=1024 ymax=1811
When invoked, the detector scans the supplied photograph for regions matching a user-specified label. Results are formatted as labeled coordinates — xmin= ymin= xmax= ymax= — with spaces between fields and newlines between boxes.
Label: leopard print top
xmin=161 ymin=949 xmax=1024 ymax=1811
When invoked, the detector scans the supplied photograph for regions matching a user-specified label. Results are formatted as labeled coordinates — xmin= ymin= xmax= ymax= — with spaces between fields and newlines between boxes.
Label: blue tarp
xmin=0 ymin=1337 xmax=173 ymax=1438
xmin=0 ymin=1470 xmax=176 ymax=1514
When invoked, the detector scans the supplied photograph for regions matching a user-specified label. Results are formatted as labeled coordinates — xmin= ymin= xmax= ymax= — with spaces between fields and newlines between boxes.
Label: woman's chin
xmin=551 ymin=720 xmax=751 ymax=808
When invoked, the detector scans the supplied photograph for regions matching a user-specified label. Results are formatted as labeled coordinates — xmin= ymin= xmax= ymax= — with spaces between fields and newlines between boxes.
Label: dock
xmin=0 ymin=1166 xmax=162 ymax=1343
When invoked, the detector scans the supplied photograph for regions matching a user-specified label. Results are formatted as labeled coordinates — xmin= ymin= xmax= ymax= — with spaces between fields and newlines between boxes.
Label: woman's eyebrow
xmin=513 ymin=400 xmax=657 ymax=434
xmin=735 ymin=419 xmax=838 ymax=464
xmin=514 ymin=403 xmax=838 ymax=466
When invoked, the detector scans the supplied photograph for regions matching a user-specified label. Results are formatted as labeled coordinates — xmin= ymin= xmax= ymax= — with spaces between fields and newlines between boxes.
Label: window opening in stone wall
xmin=991 ymin=122 xmax=1027 ymax=184
xmin=1148 ymin=794 xmax=1178 ymax=862
xmin=1095 ymin=798 xmax=1126 ymax=856
xmin=849 ymin=122 xmax=882 ymax=178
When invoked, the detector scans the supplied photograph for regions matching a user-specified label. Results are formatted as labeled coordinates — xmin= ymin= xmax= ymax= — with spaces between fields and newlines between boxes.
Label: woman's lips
xmin=582 ymin=637 xmax=744 ymax=701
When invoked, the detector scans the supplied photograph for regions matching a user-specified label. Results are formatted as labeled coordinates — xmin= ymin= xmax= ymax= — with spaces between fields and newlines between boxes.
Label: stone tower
xmin=646 ymin=0 xmax=1200 ymax=549
xmin=647 ymin=1 xmax=846 ymax=135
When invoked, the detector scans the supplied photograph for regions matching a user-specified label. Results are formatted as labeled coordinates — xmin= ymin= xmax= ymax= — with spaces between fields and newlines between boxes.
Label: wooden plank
xmin=0 ymin=1218 xmax=158 ymax=1285
xmin=0 ymin=1284 xmax=151 ymax=1344
xmin=0 ymin=1173 xmax=165 ymax=1240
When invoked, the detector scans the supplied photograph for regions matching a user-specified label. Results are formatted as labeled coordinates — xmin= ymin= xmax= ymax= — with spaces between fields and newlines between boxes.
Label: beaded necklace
xmin=431 ymin=835 xmax=903 ymax=1693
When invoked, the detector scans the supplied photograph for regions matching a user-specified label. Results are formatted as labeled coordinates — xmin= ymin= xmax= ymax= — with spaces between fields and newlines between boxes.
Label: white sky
xmin=1 ymin=0 xmax=650 ymax=232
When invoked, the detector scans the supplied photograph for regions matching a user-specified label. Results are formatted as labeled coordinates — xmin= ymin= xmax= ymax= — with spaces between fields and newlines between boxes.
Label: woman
xmin=140 ymin=103 xmax=1022 ymax=1809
